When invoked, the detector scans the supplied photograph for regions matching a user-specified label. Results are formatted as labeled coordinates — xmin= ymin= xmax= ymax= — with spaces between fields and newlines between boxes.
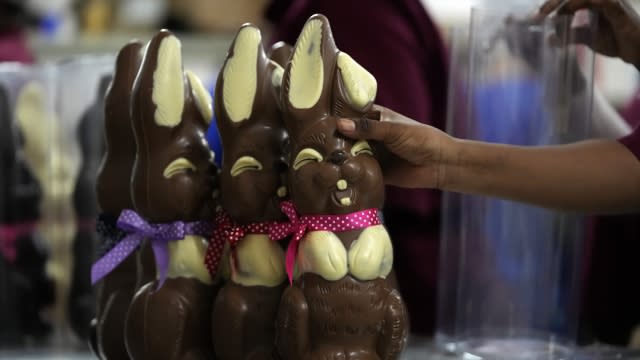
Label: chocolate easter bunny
xmin=123 ymin=30 xmax=219 ymax=360
xmin=0 ymin=84 xmax=54 ymax=346
xmin=210 ymin=25 xmax=289 ymax=359
xmin=273 ymin=15 xmax=409 ymax=359
xmin=91 ymin=41 xmax=151 ymax=360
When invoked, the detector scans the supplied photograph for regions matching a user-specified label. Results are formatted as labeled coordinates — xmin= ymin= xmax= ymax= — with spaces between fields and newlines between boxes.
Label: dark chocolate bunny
xmin=275 ymin=14 xmax=408 ymax=360
xmin=92 ymin=41 xmax=154 ymax=360
xmin=123 ymin=30 xmax=220 ymax=360
xmin=211 ymin=25 xmax=289 ymax=359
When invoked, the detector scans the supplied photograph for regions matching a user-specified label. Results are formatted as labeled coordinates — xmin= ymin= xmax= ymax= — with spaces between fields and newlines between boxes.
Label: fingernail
xmin=337 ymin=118 xmax=355 ymax=132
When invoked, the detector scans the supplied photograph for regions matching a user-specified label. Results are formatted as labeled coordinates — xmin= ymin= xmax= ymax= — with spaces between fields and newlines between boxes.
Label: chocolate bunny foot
xmin=212 ymin=283 xmax=285 ymax=359
xmin=126 ymin=278 xmax=215 ymax=360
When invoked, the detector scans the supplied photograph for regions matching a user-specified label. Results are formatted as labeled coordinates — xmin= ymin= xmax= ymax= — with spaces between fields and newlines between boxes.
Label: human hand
xmin=336 ymin=105 xmax=453 ymax=189
xmin=538 ymin=0 xmax=640 ymax=68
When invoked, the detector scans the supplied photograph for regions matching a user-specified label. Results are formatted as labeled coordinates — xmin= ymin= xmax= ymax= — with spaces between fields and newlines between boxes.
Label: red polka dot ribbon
xmin=269 ymin=201 xmax=382 ymax=284
xmin=204 ymin=211 xmax=274 ymax=278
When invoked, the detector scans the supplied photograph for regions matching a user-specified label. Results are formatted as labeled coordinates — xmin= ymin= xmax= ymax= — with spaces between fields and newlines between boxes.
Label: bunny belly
xmin=296 ymin=225 xmax=393 ymax=281
xmin=166 ymin=235 xmax=212 ymax=284
xmin=232 ymin=234 xmax=286 ymax=287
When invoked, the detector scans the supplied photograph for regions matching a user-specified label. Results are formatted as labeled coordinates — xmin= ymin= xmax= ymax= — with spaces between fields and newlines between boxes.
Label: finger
xmin=337 ymin=118 xmax=388 ymax=142
xmin=539 ymin=0 xmax=570 ymax=16
xmin=376 ymin=105 xmax=423 ymax=126
xmin=336 ymin=117 xmax=402 ymax=144
xmin=571 ymin=25 xmax=597 ymax=46
xmin=556 ymin=0 xmax=621 ymax=15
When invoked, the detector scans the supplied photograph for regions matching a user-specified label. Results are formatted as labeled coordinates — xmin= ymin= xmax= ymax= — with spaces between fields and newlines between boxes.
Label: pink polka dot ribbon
xmin=0 ymin=221 xmax=37 ymax=264
xmin=90 ymin=209 xmax=214 ymax=290
xmin=269 ymin=201 xmax=382 ymax=284
xmin=205 ymin=211 xmax=274 ymax=278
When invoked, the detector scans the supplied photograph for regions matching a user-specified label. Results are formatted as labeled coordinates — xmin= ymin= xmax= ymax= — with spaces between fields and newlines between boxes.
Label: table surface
xmin=1 ymin=339 xmax=639 ymax=360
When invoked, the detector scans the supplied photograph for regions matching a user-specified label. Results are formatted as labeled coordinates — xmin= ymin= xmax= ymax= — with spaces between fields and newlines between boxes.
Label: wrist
xmin=434 ymin=134 xmax=460 ymax=191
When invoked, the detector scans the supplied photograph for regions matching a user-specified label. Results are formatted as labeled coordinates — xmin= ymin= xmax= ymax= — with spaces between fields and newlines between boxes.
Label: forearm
xmin=441 ymin=138 xmax=640 ymax=213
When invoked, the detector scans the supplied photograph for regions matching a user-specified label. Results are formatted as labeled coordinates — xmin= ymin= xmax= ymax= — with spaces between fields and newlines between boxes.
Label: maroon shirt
xmin=268 ymin=0 xmax=449 ymax=334
xmin=0 ymin=25 xmax=33 ymax=63
xmin=620 ymin=125 xmax=640 ymax=159
xmin=581 ymin=110 xmax=640 ymax=346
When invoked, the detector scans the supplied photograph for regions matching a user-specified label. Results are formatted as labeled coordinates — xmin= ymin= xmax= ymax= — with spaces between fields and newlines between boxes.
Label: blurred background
xmin=2 ymin=0 xmax=640 ymax=359
xmin=14 ymin=0 xmax=640 ymax=108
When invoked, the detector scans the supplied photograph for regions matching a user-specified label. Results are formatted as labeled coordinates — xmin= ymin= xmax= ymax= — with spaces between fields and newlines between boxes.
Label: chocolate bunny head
xmin=215 ymin=24 xmax=289 ymax=225
xmin=281 ymin=14 xmax=384 ymax=215
xmin=96 ymin=41 xmax=142 ymax=215
xmin=131 ymin=30 xmax=218 ymax=223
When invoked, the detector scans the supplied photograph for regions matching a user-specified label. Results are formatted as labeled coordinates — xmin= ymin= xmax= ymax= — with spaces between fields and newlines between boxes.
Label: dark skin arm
xmin=337 ymin=106 xmax=640 ymax=214
xmin=335 ymin=0 xmax=640 ymax=214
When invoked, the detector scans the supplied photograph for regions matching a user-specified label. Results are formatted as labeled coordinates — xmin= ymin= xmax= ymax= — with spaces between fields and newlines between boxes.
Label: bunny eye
xmin=230 ymin=156 xmax=263 ymax=177
xmin=293 ymin=148 xmax=324 ymax=170
xmin=350 ymin=140 xmax=373 ymax=157
xmin=163 ymin=158 xmax=196 ymax=178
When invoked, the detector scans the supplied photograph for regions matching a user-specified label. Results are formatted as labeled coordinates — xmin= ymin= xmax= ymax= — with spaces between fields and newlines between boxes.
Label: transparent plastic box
xmin=0 ymin=63 xmax=57 ymax=350
xmin=0 ymin=56 xmax=112 ymax=356
xmin=436 ymin=7 xmax=597 ymax=360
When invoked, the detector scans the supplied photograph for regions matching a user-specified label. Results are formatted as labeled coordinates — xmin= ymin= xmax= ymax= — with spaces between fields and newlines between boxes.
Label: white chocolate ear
xmin=337 ymin=52 xmax=377 ymax=110
xmin=186 ymin=70 xmax=213 ymax=123
xmin=288 ymin=18 xmax=324 ymax=109
xmin=270 ymin=60 xmax=284 ymax=89
xmin=153 ymin=35 xmax=184 ymax=127
xmin=222 ymin=26 xmax=260 ymax=123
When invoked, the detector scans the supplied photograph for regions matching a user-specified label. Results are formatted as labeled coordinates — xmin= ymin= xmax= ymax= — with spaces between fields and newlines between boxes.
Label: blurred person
xmin=0 ymin=0 xmax=39 ymax=62
xmin=334 ymin=0 xmax=640 ymax=344
xmin=582 ymin=59 xmax=640 ymax=346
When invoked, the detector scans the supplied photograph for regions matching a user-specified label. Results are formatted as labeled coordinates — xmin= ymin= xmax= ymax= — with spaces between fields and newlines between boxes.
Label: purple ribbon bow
xmin=90 ymin=209 xmax=214 ymax=290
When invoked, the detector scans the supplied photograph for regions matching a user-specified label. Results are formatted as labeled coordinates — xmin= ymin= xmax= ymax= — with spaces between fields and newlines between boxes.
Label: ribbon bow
xmin=204 ymin=211 xmax=272 ymax=277
xmin=269 ymin=201 xmax=382 ymax=284
xmin=0 ymin=222 xmax=37 ymax=264
xmin=91 ymin=209 xmax=214 ymax=290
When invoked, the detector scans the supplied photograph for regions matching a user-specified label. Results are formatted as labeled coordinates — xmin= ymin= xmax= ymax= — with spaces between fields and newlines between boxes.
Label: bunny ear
xmin=185 ymin=70 xmax=213 ymax=124
xmin=268 ymin=41 xmax=293 ymax=69
xmin=216 ymin=24 xmax=263 ymax=125
xmin=285 ymin=14 xmax=338 ymax=112
xmin=136 ymin=30 xmax=185 ymax=128
xmin=97 ymin=41 xmax=142 ymax=213
xmin=330 ymin=52 xmax=377 ymax=120
xmin=105 ymin=40 xmax=143 ymax=129
xmin=267 ymin=42 xmax=290 ymax=108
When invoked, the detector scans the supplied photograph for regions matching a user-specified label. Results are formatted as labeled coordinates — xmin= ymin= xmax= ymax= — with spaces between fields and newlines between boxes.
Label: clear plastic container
xmin=52 ymin=55 xmax=113 ymax=346
xmin=436 ymin=7 xmax=597 ymax=360
xmin=0 ymin=63 xmax=57 ymax=350
xmin=0 ymin=56 xmax=112 ymax=355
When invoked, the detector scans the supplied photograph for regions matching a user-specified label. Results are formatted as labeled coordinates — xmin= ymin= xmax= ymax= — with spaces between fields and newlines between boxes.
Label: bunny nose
xmin=328 ymin=150 xmax=348 ymax=165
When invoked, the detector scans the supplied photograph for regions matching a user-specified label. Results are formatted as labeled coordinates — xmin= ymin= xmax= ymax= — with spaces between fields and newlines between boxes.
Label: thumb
xmin=337 ymin=117 xmax=400 ymax=144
